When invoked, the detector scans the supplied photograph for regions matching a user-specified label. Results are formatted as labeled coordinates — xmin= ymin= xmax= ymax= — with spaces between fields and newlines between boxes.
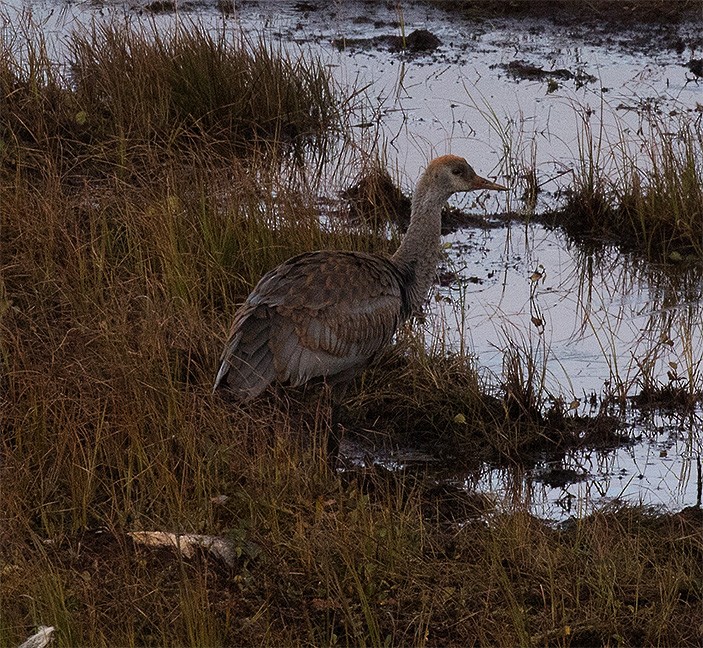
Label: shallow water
xmin=437 ymin=222 xmax=703 ymax=397
xmin=5 ymin=0 xmax=702 ymax=520
xmin=342 ymin=410 xmax=701 ymax=521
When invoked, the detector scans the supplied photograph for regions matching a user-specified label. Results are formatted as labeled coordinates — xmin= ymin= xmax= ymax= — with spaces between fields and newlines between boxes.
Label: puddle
xmin=436 ymin=222 xmax=703 ymax=398
xmin=342 ymin=412 xmax=701 ymax=522
xmin=4 ymin=0 xmax=701 ymax=520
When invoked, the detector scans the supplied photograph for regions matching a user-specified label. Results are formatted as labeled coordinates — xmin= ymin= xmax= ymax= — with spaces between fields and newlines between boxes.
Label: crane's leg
xmin=327 ymin=401 xmax=343 ymax=470
xmin=321 ymin=382 xmax=347 ymax=471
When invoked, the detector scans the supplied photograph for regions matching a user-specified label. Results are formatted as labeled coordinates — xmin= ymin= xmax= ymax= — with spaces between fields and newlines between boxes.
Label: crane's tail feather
xmin=213 ymin=307 xmax=277 ymax=400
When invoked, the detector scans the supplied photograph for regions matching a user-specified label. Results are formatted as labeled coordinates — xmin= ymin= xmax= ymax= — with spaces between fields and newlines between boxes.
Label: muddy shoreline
xmin=144 ymin=0 xmax=703 ymax=57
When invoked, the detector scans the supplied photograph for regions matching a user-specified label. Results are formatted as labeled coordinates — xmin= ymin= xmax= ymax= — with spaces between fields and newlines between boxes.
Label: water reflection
xmin=344 ymin=410 xmax=702 ymax=522
xmin=433 ymin=222 xmax=703 ymax=402
xmin=469 ymin=411 xmax=702 ymax=521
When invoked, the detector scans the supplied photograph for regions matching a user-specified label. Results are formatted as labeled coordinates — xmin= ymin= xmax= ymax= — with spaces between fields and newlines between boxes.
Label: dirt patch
xmin=434 ymin=0 xmax=703 ymax=25
xmin=501 ymin=59 xmax=597 ymax=87
xmin=333 ymin=28 xmax=441 ymax=54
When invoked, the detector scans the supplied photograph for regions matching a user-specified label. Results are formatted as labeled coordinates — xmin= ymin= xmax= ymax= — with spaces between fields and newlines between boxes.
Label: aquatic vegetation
xmin=559 ymin=112 xmax=703 ymax=263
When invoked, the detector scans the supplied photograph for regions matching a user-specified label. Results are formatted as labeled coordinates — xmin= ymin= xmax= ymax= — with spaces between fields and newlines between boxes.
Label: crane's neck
xmin=391 ymin=176 xmax=452 ymax=314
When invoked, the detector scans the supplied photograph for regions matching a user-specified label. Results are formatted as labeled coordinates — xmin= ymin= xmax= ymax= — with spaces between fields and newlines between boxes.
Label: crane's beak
xmin=471 ymin=174 xmax=508 ymax=191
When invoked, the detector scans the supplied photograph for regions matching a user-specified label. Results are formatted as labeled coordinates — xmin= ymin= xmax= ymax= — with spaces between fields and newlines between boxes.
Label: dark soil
xmin=502 ymin=59 xmax=597 ymax=86
xmin=435 ymin=0 xmax=703 ymax=25
xmin=333 ymin=28 xmax=442 ymax=55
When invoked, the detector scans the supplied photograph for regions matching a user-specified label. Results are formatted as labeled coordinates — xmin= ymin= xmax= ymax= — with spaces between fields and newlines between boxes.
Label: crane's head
xmin=424 ymin=154 xmax=508 ymax=197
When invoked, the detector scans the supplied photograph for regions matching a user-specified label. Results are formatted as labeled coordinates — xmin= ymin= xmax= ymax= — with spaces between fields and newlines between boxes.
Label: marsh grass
xmin=556 ymin=112 xmax=703 ymax=264
xmin=568 ymin=246 xmax=703 ymax=411
xmin=1 ymin=13 xmax=702 ymax=648
xmin=473 ymin=93 xmax=703 ymax=410
xmin=468 ymin=84 xmax=702 ymax=264
xmin=3 ymin=499 xmax=701 ymax=647
xmin=1 ymin=15 xmax=345 ymax=176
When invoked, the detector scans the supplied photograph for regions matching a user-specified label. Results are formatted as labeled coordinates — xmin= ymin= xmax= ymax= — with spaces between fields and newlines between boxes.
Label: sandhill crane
xmin=214 ymin=155 xmax=507 ymax=447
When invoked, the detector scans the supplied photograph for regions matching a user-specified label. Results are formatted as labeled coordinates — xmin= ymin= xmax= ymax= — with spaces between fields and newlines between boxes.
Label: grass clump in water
xmin=557 ymin=114 xmax=703 ymax=264
xmin=0 ymin=15 xmax=344 ymax=176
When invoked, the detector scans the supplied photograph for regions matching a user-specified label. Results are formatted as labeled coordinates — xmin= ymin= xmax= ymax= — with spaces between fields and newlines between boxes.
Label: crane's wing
xmin=214 ymin=250 xmax=413 ymax=399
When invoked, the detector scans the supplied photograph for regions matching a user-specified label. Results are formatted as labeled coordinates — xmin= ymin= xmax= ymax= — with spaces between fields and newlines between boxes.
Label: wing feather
xmin=215 ymin=250 xmax=412 ymax=398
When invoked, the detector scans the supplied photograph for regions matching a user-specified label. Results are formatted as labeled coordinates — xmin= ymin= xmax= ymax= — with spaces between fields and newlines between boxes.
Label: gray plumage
xmin=214 ymin=155 xmax=507 ymax=399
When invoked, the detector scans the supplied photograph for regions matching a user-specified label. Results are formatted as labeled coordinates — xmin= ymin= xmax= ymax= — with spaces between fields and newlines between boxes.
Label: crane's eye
xmin=451 ymin=167 xmax=463 ymax=176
